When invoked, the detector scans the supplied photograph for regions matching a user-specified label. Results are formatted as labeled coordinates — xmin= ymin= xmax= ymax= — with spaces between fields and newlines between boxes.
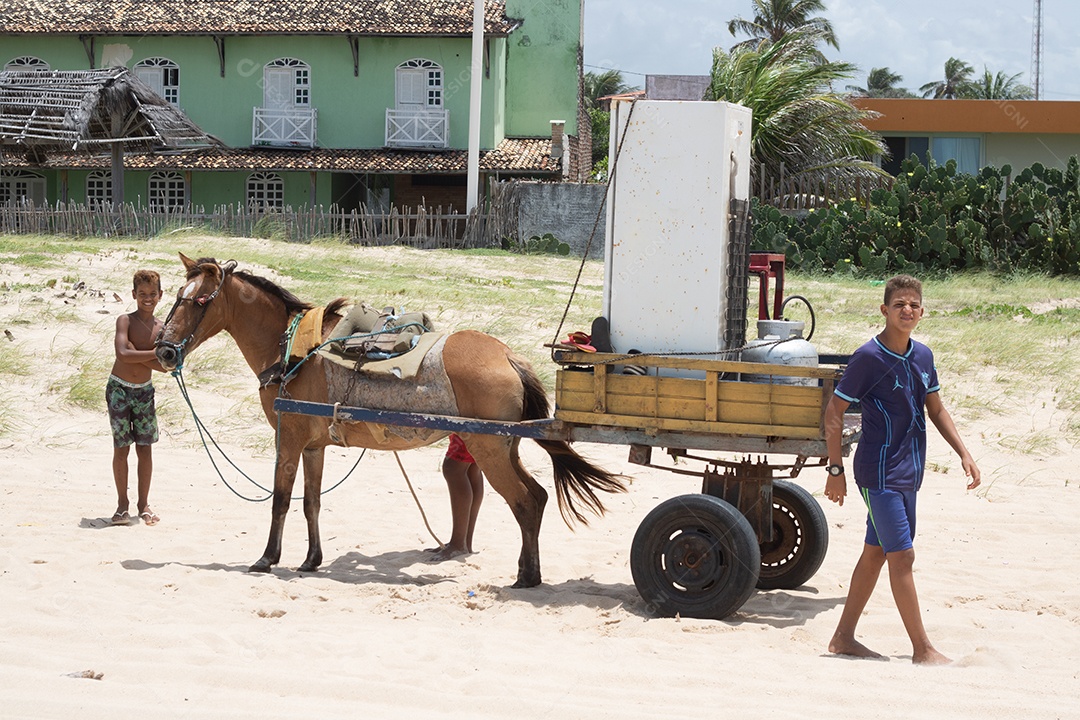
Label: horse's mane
xmin=190 ymin=257 xmax=347 ymax=318
xmin=191 ymin=257 xmax=313 ymax=315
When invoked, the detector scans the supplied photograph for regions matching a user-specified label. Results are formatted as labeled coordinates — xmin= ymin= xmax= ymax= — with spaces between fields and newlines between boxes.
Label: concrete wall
xmin=505 ymin=0 xmax=582 ymax=137
xmin=645 ymin=75 xmax=711 ymax=101
xmin=984 ymin=134 xmax=1080 ymax=173
xmin=515 ymin=181 xmax=606 ymax=258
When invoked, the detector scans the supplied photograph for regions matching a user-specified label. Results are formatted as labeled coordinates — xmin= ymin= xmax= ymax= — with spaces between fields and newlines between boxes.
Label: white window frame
xmin=0 ymin=169 xmax=46 ymax=205
xmin=4 ymin=56 xmax=49 ymax=71
xmin=134 ymin=57 xmax=180 ymax=106
xmin=396 ymin=59 xmax=443 ymax=110
xmin=86 ymin=170 xmax=113 ymax=207
xmin=148 ymin=171 xmax=186 ymax=212
xmin=265 ymin=58 xmax=311 ymax=108
xmin=246 ymin=172 xmax=285 ymax=209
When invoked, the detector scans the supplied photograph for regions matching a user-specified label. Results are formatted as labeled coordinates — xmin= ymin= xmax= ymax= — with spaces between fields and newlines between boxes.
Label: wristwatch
xmin=827 ymin=463 xmax=845 ymax=477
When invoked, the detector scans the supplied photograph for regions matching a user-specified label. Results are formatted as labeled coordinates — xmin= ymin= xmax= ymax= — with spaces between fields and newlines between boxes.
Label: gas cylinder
xmin=741 ymin=319 xmax=819 ymax=386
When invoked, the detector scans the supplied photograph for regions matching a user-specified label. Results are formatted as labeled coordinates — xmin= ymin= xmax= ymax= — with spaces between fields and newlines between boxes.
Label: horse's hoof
xmin=511 ymin=575 xmax=541 ymax=589
xmin=249 ymin=559 xmax=273 ymax=573
xmin=297 ymin=562 xmax=319 ymax=573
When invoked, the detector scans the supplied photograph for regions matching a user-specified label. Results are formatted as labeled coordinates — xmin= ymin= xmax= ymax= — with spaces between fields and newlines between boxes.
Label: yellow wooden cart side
xmin=553 ymin=350 xmax=841 ymax=443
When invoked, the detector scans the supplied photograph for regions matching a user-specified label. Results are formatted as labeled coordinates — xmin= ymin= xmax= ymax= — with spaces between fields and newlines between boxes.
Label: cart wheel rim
xmin=659 ymin=527 xmax=730 ymax=593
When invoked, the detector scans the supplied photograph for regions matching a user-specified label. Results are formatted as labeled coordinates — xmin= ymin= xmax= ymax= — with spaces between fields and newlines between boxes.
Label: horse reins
xmin=161 ymin=259 xmax=364 ymax=503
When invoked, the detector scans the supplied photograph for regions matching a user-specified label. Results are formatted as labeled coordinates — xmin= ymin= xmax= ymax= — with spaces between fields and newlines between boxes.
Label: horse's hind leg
xmin=250 ymin=445 xmax=301 ymax=573
xmin=467 ymin=435 xmax=548 ymax=588
xmin=298 ymin=446 xmax=325 ymax=572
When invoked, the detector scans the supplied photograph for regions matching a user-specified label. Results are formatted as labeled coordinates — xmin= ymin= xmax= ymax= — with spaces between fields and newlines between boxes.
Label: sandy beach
xmin=1 ymin=243 xmax=1079 ymax=719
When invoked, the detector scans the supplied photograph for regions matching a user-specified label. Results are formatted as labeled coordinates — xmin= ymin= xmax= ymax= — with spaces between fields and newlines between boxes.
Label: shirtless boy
xmin=107 ymin=270 xmax=165 ymax=526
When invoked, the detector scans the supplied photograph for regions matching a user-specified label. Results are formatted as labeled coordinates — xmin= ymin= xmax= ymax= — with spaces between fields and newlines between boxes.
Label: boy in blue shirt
xmin=823 ymin=274 xmax=980 ymax=664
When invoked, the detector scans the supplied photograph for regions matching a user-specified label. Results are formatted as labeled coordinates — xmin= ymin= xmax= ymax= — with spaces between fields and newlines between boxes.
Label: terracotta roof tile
xmin=0 ymin=138 xmax=560 ymax=174
xmin=0 ymin=1 xmax=517 ymax=36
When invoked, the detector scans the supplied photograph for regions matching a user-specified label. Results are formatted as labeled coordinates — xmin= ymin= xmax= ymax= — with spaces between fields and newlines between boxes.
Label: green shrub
xmin=753 ymin=155 xmax=1080 ymax=276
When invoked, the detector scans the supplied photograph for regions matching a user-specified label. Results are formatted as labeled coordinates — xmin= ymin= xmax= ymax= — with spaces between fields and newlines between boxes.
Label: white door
xmin=264 ymin=67 xmax=294 ymax=110
xmin=396 ymin=68 xmax=427 ymax=111
xmin=135 ymin=67 xmax=164 ymax=98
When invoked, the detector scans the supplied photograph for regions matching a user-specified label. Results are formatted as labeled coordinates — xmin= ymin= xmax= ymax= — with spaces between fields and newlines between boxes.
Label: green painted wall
xmin=1 ymin=33 xmax=513 ymax=149
xmin=504 ymin=0 xmax=582 ymax=137
xmin=59 ymin=169 xmax=328 ymax=208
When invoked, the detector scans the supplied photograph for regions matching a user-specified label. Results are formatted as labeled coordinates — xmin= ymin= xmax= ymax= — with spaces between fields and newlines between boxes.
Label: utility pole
xmin=1031 ymin=0 xmax=1043 ymax=100
xmin=466 ymin=0 xmax=483 ymax=212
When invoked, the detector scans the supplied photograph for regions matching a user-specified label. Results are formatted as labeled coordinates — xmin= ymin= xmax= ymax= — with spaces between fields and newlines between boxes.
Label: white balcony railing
xmin=385 ymin=108 xmax=449 ymax=148
xmin=252 ymin=106 xmax=318 ymax=148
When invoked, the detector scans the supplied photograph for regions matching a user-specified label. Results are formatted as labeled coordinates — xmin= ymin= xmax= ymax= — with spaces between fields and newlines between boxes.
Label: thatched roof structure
xmin=0 ymin=67 xmax=218 ymax=153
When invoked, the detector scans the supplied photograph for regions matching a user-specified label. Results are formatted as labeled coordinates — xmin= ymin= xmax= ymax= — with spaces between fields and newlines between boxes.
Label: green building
xmin=0 ymin=0 xmax=588 ymax=211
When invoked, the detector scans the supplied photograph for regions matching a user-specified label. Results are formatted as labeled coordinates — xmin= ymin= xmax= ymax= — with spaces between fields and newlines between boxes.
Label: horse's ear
xmin=179 ymin=253 xmax=197 ymax=271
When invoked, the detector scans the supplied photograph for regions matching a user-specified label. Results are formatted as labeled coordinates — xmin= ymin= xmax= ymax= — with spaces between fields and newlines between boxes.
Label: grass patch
xmin=0 ymin=342 xmax=33 ymax=376
xmin=49 ymin=344 xmax=112 ymax=410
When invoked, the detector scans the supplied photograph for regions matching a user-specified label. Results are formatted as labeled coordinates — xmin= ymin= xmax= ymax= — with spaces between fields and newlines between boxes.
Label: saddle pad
xmin=289 ymin=307 xmax=326 ymax=361
xmin=317 ymin=330 xmax=445 ymax=380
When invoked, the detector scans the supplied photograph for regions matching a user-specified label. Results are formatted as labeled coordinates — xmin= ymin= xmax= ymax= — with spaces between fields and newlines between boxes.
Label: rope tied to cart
xmin=550 ymin=100 xmax=638 ymax=362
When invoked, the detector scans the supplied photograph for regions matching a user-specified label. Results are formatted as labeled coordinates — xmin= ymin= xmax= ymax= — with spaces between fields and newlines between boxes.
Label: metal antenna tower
xmin=1031 ymin=0 xmax=1043 ymax=99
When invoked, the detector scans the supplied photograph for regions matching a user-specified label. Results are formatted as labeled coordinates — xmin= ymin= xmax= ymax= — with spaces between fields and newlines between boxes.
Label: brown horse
xmin=154 ymin=254 xmax=625 ymax=587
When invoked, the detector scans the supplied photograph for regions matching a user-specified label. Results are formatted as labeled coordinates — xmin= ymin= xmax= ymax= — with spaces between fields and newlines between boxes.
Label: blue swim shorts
xmin=861 ymin=487 xmax=917 ymax=554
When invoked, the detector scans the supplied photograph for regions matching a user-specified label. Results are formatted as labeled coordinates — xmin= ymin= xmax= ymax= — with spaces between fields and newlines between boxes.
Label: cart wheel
xmin=757 ymin=480 xmax=829 ymax=590
xmin=630 ymin=494 xmax=760 ymax=620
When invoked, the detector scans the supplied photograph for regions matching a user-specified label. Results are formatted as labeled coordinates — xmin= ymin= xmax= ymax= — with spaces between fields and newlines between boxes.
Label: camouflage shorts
xmin=106 ymin=375 xmax=158 ymax=448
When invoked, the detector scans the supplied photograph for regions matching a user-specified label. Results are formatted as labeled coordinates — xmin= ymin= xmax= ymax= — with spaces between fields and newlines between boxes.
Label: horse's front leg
xmin=250 ymin=444 xmax=302 ymax=573
xmin=297 ymin=446 xmax=325 ymax=572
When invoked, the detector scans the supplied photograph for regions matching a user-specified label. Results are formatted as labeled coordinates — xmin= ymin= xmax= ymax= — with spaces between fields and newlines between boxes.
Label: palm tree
xmin=728 ymin=0 xmax=839 ymax=53
xmin=846 ymin=67 xmax=915 ymax=98
xmin=584 ymin=69 xmax=632 ymax=110
xmin=705 ymin=28 xmax=887 ymax=185
xmin=961 ymin=68 xmax=1034 ymax=100
xmin=919 ymin=57 xmax=975 ymax=99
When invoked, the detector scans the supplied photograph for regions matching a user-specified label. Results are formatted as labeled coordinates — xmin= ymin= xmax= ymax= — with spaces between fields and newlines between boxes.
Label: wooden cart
xmin=274 ymin=350 xmax=859 ymax=620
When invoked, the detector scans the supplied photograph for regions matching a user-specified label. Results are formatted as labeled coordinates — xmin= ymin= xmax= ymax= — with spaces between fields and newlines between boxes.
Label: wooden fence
xmin=752 ymin=163 xmax=895 ymax=210
xmin=0 ymin=180 xmax=527 ymax=247
xmin=0 ymin=200 xmax=501 ymax=248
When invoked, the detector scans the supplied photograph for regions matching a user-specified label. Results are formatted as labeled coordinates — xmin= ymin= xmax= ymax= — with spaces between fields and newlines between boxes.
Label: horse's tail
xmin=508 ymin=353 xmax=628 ymax=526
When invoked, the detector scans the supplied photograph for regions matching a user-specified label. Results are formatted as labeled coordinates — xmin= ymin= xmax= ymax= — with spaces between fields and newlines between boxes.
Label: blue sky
xmin=583 ymin=0 xmax=1080 ymax=100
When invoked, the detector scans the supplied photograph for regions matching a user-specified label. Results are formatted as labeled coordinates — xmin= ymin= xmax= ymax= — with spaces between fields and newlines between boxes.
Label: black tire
xmin=630 ymin=494 xmax=760 ymax=620
xmin=756 ymin=479 xmax=829 ymax=590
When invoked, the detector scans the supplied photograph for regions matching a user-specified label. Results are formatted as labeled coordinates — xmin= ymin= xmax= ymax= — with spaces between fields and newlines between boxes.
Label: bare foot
xmin=913 ymin=647 xmax=952 ymax=665
xmin=426 ymin=545 xmax=471 ymax=562
xmin=829 ymin=632 xmax=885 ymax=659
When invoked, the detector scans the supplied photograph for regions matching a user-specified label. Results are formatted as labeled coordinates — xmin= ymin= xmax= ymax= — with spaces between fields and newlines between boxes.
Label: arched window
xmin=4 ymin=56 xmax=49 ymax=71
xmin=395 ymin=59 xmax=443 ymax=110
xmin=86 ymin=170 xmax=112 ymax=207
xmin=0 ymin=169 xmax=46 ymax=205
xmin=246 ymin=172 xmax=284 ymax=208
xmin=148 ymin=171 xmax=186 ymax=212
xmin=264 ymin=58 xmax=310 ymax=108
xmin=134 ymin=57 xmax=180 ymax=105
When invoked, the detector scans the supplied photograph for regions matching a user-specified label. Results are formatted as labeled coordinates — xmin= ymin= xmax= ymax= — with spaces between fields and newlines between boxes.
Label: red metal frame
xmin=748 ymin=252 xmax=786 ymax=320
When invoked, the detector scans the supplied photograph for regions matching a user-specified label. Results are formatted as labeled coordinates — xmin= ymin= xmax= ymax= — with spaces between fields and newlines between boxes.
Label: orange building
xmin=853 ymin=98 xmax=1080 ymax=176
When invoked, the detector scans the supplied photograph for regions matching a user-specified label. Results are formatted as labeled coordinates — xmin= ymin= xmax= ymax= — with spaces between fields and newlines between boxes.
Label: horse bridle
xmin=156 ymin=260 xmax=236 ymax=369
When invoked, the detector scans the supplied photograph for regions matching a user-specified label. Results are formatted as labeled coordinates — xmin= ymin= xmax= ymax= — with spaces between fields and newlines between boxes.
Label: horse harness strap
xmin=259 ymin=308 xmax=324 ymax=389
xmin=157 ymin=260 xmax=236 ymax=368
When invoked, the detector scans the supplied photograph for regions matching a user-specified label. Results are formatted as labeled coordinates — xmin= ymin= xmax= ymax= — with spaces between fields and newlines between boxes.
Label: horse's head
xmin=155 ymin=253 xmax=235 ymax=371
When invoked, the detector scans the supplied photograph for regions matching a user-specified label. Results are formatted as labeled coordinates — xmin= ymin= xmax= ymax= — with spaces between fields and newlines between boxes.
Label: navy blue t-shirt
xmin=835 ymin=336 xmax=940 ymax=491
